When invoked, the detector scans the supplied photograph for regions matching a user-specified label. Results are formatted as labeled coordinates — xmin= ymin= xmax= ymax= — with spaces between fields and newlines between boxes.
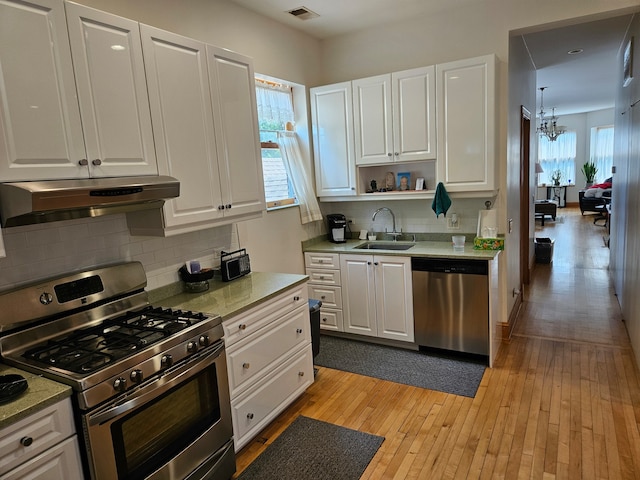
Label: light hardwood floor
xmin=234 ymin=207 xmax=640 ymax=479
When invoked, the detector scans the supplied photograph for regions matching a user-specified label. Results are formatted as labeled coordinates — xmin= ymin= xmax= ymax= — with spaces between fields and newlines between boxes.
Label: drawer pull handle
xmin=319 ymin=275 xmax=325 ymax=280
xmin=320 ymin=295 xmax=326 ymax=300
xmin=239 ymin=324 xmax=247 ymax=330
xmin=296 ymin=328 xmax=303 ymax=334
xmin=20 ymin=437 xmax=33 ymax=447
xmin=298 ymin=371 xmax=305 ymax=377
xmin=294 ymin=296 xmax=300 ymax=301
xmin=247 ymin=413 xmax=254 ymax=420
xmin=318 ymin=259 xmax=324 ymax=263
xmin=322 ymin=318 xmax=327 ymax=322
xmin=243 ymin=362 xmax=250 ymax=369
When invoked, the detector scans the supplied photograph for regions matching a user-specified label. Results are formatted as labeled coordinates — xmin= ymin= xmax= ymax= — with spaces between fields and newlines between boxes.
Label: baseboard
xmin=501 ymin=292 xmax=523 ymax=342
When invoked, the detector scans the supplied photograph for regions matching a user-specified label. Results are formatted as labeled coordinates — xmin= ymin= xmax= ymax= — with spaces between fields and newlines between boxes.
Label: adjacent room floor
xmin=234 ymin=207 xmax=640 ymax=479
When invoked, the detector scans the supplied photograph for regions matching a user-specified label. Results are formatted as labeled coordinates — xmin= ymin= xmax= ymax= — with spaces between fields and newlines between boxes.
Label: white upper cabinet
xmin=65 ymin=2 xmax=157 ymax=177
xmin=0 ymin=0 xmax=158 ymax=182
xmin=352 ymin=66 xmax=436 ymax=166
xmin=129 ymin=25 xmax=264 ymax=235
xmin=138 ymin=25 xmax=223 ymax=230
xmin=0 ymin=0 xmax=86 ymax=181
xmin=392 ymin=67 xmax=436 ymax=163
xmin=310 ymin=82 xmax=356 ymax=197
xmin=207 ymin=46 xmax=265 ymax=218
xmin=436 ymin=54 xmax=496 ymax=192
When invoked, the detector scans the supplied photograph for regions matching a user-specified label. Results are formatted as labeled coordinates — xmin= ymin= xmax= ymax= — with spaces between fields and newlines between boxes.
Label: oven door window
xmin=112 ymin=365 xmax=221 ymax=479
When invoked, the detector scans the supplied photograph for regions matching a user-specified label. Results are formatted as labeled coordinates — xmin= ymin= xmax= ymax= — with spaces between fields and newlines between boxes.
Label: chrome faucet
xmin=372 ymin=207 xmax=401 ymax=240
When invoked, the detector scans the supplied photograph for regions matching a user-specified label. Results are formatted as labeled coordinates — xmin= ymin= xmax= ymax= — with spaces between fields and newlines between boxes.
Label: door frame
xmin=519 ymin=105 xmax=532 ymax=286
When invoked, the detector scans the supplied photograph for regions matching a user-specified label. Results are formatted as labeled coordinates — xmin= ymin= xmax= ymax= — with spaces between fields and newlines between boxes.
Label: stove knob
xmin=187 ymin=341 xmax=198 ymax=354
xmin=198 ymin=335 xmax=210 ymax=347
xmin=130 ymin=369 xmax=143 ymax=384
xmin=39 ymin=292 xmax=53 ymax=305
xmin=113 ymin=377 xmax=127 ymax=392
xmin=161 ymin=354 xmax=173 ymax=369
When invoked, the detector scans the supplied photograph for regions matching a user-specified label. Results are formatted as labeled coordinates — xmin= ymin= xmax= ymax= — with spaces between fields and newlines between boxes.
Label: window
xmin=255 ymin=78 xmax=297 ymax=208
xmin=537 ymin=131 xmax=577 ymax=186
xmin=590 ymin=125 xmax=614 ymax=183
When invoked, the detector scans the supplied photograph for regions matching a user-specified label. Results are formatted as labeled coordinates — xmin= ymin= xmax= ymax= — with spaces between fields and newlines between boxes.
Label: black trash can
xmin=308 ymin=299 xmax=322 ymax=358
xmin=535 ymin=237 xmax=555 ymax=264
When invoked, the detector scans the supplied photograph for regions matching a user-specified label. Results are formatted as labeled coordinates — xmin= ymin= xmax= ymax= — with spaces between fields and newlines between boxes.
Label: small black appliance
xmin=327 ymin=213 xmax=347 ymax=243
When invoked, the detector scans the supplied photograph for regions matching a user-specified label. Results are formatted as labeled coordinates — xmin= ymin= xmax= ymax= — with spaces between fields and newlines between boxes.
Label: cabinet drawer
xmin=223 ymin=284 xmax=308 ymax=347
xmin=0 ymin=436 xmax=82 ymax=480
xmin=0 ymin=398 xmax=75 ymax=475
xmin=304 ymin=252 xmax=340 ymax=269
xmin=306 ymin=268 xmax=341 ymax=286
xmin=226 ymin=304 xmax=310 ymax=397
xmin=232 ymin=346 xmax=313 ymax=451
xmin=319 ymin=308 xmax=343 ymax=331
xmin=307 ymin=285 xmax=342 ymax=309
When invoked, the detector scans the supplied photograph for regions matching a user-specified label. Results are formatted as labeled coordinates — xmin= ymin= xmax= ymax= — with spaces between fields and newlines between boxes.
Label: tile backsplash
xmin=0 ymin=214 xmax=234 ymax=292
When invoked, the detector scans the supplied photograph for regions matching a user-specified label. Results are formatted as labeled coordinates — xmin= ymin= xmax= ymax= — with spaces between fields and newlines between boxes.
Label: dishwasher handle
xmin=411 ymin=257 xmax=488 ymax=275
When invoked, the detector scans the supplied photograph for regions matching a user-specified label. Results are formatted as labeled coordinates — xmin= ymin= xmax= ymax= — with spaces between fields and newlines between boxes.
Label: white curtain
xmin=277 ymin=131 xmax=323 ymax=224
xmin=538 ymin=131 xmax=577 ymax=185
xmin=255 ymin=83 xmax=294 ymax=127
xmin=590 ymin=126 xmax=614 ymax=182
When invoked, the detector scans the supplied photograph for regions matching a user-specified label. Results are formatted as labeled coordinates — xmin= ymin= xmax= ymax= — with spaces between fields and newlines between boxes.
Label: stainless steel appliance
xmin=0 ymin=262 xmax=235 ymax=480
xmin=0 ymin=175 xmax=180 ymax=227
xmin=327 ymin=213 xmax=347 ymax=243
xmin=411 ymin=258 xmax=489 ymax=356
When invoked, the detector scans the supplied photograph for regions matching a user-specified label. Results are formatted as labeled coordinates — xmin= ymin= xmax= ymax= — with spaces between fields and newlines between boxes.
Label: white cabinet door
xmin=436 ymin=54 xmax=496 ymax=192
xmin=65 ymin=2 xmax=157 ymax=177
xmin=310 ymin=83 xmax=356 ymax=197
xmin=341 ymin=254 xmax=413 ymax=342
xmin=207 ymin=46 xmax=265 ymax=218
xmin=375 ymin=255 xmax=414 ymax=342
xmin=340 ymin=254 xmax=377 ymax=337
xmin=140 ymin=24 xmax=223 ymax=227
xmin=0 ymin=0 xmax=86 ymax=181
xmin=352 ymin=74 xmax=393 ymax=166
xmin=353 ymin=67 xmax=436 ymax=167
xmin=392 ymin=66 xmax=436 ymax=162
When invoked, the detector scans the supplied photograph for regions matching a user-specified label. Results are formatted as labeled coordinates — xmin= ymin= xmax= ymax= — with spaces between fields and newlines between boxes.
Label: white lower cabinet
xmin=0 ymin=398 xmax=83 ymax=479
xmin=340 ymin=254 xmax=414 ymax=343
xmin=223 ymin=284 xmax=313 ymax=452
xmin=304 ymin=253 xmax=344 ymax=332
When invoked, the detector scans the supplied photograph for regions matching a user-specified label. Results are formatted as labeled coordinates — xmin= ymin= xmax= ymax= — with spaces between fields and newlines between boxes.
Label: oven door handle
xmin=88 ymin=341 xmax=224 ymax=426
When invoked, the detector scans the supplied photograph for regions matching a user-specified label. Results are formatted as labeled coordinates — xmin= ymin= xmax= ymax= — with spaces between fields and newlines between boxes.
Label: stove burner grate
xmin=21 ymin=306 xmax=208 ymax=374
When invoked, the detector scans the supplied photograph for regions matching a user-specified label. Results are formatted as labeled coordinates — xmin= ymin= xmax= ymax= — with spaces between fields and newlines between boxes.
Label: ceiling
xmin=229 ymin=0 xmax=633 ymax=116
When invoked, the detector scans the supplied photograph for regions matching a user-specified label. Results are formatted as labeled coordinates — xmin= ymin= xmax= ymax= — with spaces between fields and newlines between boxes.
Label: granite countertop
xmin=152 ymin=271 xmax=309 ymax=319
xmin=0 ymin=365 xmax=72 ymax=429
xmin=303 ymin=238 xmax=501 ymax=259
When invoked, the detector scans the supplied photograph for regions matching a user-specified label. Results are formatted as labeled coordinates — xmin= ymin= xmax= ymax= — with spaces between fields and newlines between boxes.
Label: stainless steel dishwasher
xmin=412 ymin=257 xmax=489 ymax=356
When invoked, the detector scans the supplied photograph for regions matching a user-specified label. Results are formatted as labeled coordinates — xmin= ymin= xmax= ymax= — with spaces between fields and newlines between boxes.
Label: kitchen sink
xmin=355 ymin=242 xmax=415 ymax=251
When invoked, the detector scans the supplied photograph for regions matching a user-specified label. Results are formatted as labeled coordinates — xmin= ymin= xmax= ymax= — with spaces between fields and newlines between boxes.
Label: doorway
xmin=519 ymin=106 xmax=531 ymax=287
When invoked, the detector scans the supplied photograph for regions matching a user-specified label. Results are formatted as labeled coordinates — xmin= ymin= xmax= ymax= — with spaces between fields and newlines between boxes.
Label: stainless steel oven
xmin=0 ymin=262 xmax=236 ymax=480
xmin=84 ymin=339 xmax=233 ymax=479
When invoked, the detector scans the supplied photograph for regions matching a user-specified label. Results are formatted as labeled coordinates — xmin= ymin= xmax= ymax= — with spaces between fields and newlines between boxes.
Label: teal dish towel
xmin=432 ymin=182 xmax=452 ymax=217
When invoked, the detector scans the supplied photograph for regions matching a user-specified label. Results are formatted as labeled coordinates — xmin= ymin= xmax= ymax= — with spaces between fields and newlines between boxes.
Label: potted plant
xmin=581 ymin=161 xmax=598 ymax=187
xmin=550 ymin=169 xmax=563 ymax=186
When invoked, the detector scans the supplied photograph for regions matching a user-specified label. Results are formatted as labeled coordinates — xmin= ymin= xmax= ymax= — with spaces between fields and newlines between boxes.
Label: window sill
xmin=266 ymin=202 xmax=299 ymax=212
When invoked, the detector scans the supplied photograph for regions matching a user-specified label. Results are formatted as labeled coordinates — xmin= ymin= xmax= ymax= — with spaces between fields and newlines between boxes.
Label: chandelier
xmin=537 ymin=87 xmax=565 ymax=141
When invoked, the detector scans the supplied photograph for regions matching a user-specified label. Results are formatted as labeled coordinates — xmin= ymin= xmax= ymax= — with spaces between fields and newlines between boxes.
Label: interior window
xmin=590 ymin=125 xmax=614 ymax=183
xmin=537 ymin=131 xmax=577 ymax=186
xmin=255 ymin=78 xmax=297 ymax=209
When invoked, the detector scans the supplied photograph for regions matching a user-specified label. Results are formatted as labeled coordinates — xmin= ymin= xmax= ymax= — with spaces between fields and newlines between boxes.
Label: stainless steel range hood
xmin=0 ymin=176 xmax=180 ymax=227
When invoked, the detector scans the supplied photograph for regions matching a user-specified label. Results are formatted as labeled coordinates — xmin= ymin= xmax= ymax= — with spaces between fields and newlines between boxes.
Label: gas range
xmin=0 ymin=262 xmax=222 ymax=410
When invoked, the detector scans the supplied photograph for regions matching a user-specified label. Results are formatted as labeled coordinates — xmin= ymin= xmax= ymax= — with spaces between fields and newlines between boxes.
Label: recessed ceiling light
xmin=567 ymin=49 xmax=583 ymax=55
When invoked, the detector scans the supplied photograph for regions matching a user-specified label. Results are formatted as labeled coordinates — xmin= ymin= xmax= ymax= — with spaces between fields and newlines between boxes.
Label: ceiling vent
xmin=287 ymin=6 xmax=319 ymax=21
